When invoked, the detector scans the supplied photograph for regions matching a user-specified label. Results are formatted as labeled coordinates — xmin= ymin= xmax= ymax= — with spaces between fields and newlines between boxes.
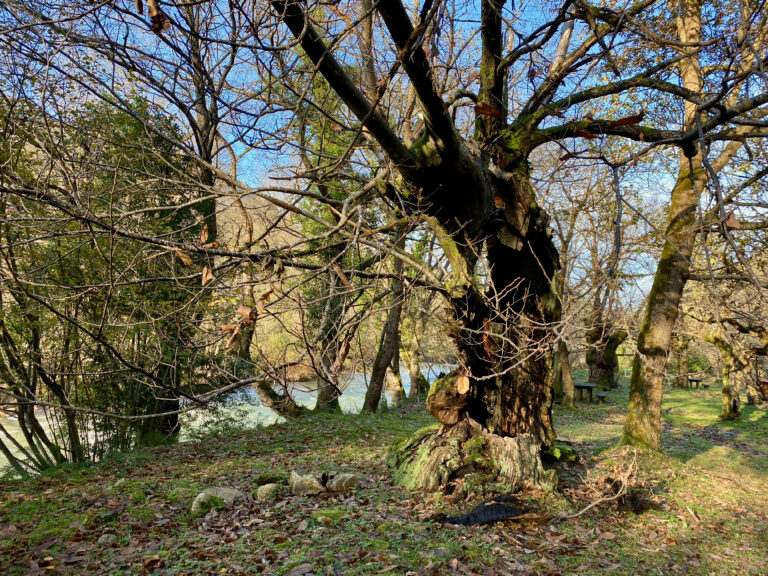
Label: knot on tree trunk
xmin=387 ymin=418 xmax=555 ymax=494
xmin=426 ymin=371 xmax=470 ymax=425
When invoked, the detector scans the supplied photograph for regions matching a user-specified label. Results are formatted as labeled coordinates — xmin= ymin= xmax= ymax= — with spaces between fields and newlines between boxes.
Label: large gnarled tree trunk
xmin=272 ymin=0 xmax=746 ymax=489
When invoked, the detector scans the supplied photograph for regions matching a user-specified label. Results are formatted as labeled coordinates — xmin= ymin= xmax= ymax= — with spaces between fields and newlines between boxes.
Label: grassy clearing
xmin=1 ymin=382 xmax=767 ymax=575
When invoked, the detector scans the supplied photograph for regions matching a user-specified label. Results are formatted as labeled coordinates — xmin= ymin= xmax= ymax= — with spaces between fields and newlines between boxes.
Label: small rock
xmin=325 ymin=473 xmax=357 ymax=492
xmin=190 ymin=487 xmax=244 ymax=517
xmin=256 ymin=483 xmax=279 ymax=501
xmin=289 ymin=471 xmax=324 ymax=496
xmin=285 ymin=562 xmax=315 ymax=576
xmin=97 ymin=534 xmax=118 ymax=548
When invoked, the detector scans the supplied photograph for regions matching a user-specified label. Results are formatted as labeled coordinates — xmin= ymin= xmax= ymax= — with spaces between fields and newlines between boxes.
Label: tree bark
xmin=673 ymin=335 xmax=690 ymax=388
xmin=363 ymin=231 xmax=406 ymax=412
xmin=707 ymin=333 xmax=743 ymax=420
xmin=623 ymin=0 xmax=704 ymax=450
xmin=559 ymin=340 xmax=575 ymax=408
xmin=274 ymin=0 xmax=560 ymax=491
xmin=586 ymin=328 xmax=628 ymax=390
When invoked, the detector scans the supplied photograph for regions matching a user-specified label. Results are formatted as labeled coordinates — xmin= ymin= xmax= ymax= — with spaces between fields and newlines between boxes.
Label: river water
xmin=0 ymin=365 xmax=450 ymax=472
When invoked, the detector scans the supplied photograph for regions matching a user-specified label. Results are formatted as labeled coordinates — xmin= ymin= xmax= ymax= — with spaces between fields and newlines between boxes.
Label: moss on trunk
xmin=387 ymin=418 xmax=554 ymax=493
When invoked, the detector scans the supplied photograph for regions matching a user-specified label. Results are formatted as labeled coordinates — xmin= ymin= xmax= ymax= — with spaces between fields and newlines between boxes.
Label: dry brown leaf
xmin=220 ymin=324 xmax=239 ymax=332
xmin=200 ymin=224 xmax=209 ymax=244
xmin=456 ymin=374 xmax=470 ymax=395
xmin=575 ymin=129 xmax=598 ymax=140
xmin=725 ymin=212 xmax=741 ymax=230
xmin=202 ymin=267 xmax=215 ymax=286
xmin=174 ymin=248 xmax=192 ymax=266
xmin=331 ymin=263 xmax=351 ymax=287
xmin=225 ymin=324 xmax=242 ymax=349
xmin=607 ymin=111 xmax=645 ymax=128
xmin=147 ymin=0 xmax=171 ymax=32
xmin=474 ymin=102 xmax=502 ymax=118
xmin=236 ymin=305 xmax=254 ymax=320
xmin=202 ymin=241 xmax=219 ymax=248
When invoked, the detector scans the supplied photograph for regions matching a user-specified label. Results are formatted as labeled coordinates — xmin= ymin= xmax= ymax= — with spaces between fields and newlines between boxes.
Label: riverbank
xmin=2 ymin=385 xmax=767 ymax=575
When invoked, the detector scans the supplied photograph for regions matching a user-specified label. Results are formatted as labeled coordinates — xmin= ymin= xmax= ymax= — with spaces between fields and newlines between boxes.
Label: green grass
xmin=1 ymin=382 xmax=766 ymax=575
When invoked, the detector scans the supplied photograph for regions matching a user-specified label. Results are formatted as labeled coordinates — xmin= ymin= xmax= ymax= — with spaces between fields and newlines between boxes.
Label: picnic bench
xmin=574 ymin=382 xmax=596 ymax=402
xmin=687 ymin=377 xmax=702 ymax=388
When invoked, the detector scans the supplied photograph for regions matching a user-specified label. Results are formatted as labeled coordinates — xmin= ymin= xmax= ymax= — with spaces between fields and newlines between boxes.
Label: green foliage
xmin=0 ymin=97 xmax=207 ymax=470
xmin=688 ymin=352 xmax=710 ymax=373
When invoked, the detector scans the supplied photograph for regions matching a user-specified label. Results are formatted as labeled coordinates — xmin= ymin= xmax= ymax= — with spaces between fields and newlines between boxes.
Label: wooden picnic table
xmin=688 ymin=377 xmax=702 ymax=389
xmin=574 ymin=382 xmax=596 ymax=402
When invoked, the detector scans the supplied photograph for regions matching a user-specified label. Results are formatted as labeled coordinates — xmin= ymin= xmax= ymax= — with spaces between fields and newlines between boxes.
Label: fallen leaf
xmin=285 ymin=563 xmax=314 ymax=576
xmin=200 ymin=224 xmax=209 ymax=244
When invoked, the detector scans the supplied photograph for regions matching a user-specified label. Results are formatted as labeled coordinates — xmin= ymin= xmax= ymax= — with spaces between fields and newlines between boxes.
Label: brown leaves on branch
xmin=607 ymin=111 xmax=645 ymax=128
xmin=474 ymin=102 xmax=502 ymax=119
xmin=237 ymin=306 xmax=256 ymax=322
xmin=173 ymin=248 xmax=192 ymax=266
xmin=331 ymin=263 xmax=351 ymax=287
xmin=202 ymin=267 xmax=215 ymax=286
xmin=136 ymin=0 xmax=171 ymax=32
xmin=575 ymin=129 xmax=598 ymax=140
xmin=725 ymin=212 xmax=741 ymax=230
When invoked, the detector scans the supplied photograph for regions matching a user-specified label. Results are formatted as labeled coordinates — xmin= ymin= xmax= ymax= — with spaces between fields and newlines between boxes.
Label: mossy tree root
xmin=387 ymin=418 xmax=554 ymax=493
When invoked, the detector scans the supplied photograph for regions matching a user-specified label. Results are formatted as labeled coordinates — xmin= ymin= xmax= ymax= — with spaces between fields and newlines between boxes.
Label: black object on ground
xmin=442 ymin=495 xmax=522 ymax=526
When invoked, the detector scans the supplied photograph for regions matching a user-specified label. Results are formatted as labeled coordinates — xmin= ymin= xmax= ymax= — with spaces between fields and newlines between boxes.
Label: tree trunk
xmin=387 ymin=331 xmax=406 ymax=406
xmin=623 ymin=0 xmax=705 ymax=450
xmin=552 ymin=342 xmax=563 ymax=403
xmin=622 ymin=203 xmax=700 ymax=449
xmin=405 ymin=293 xmax=431 ymax=398
xmin=274 ymin=0 xmax=560 ymax=492
xmin=707 ymin=334 xmax=743 ymax=420
xmin=586 ymin=328 xmax=628 ymax=390
xmin=387 ymin=156 xmax=560 ymax=492
xmin=315 ymin=272 xmax=345 ymax=412
xmin=363 ymin=239 xmax=406 ymax=412
xmin=673 ymin=335 xmax=690 ymax=388
xmin=559 ymin=340 xmax=575 ymax=408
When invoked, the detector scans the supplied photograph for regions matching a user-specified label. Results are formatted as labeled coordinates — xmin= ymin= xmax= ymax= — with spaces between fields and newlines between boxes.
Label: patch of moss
xmin=254 ymin=472 xmax=288 ymax=486
xmin=310 ymin=507 xmax=348 ymax=525
xmin=368 ymin=539 xmax=390 ymax=552
xmin=127 ymin=504 xmax=155 ymax=524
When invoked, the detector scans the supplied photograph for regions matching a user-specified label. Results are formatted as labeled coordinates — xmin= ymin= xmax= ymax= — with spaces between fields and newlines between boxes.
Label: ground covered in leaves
xmin=2 ymin=384 xmax=767 ymax=575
